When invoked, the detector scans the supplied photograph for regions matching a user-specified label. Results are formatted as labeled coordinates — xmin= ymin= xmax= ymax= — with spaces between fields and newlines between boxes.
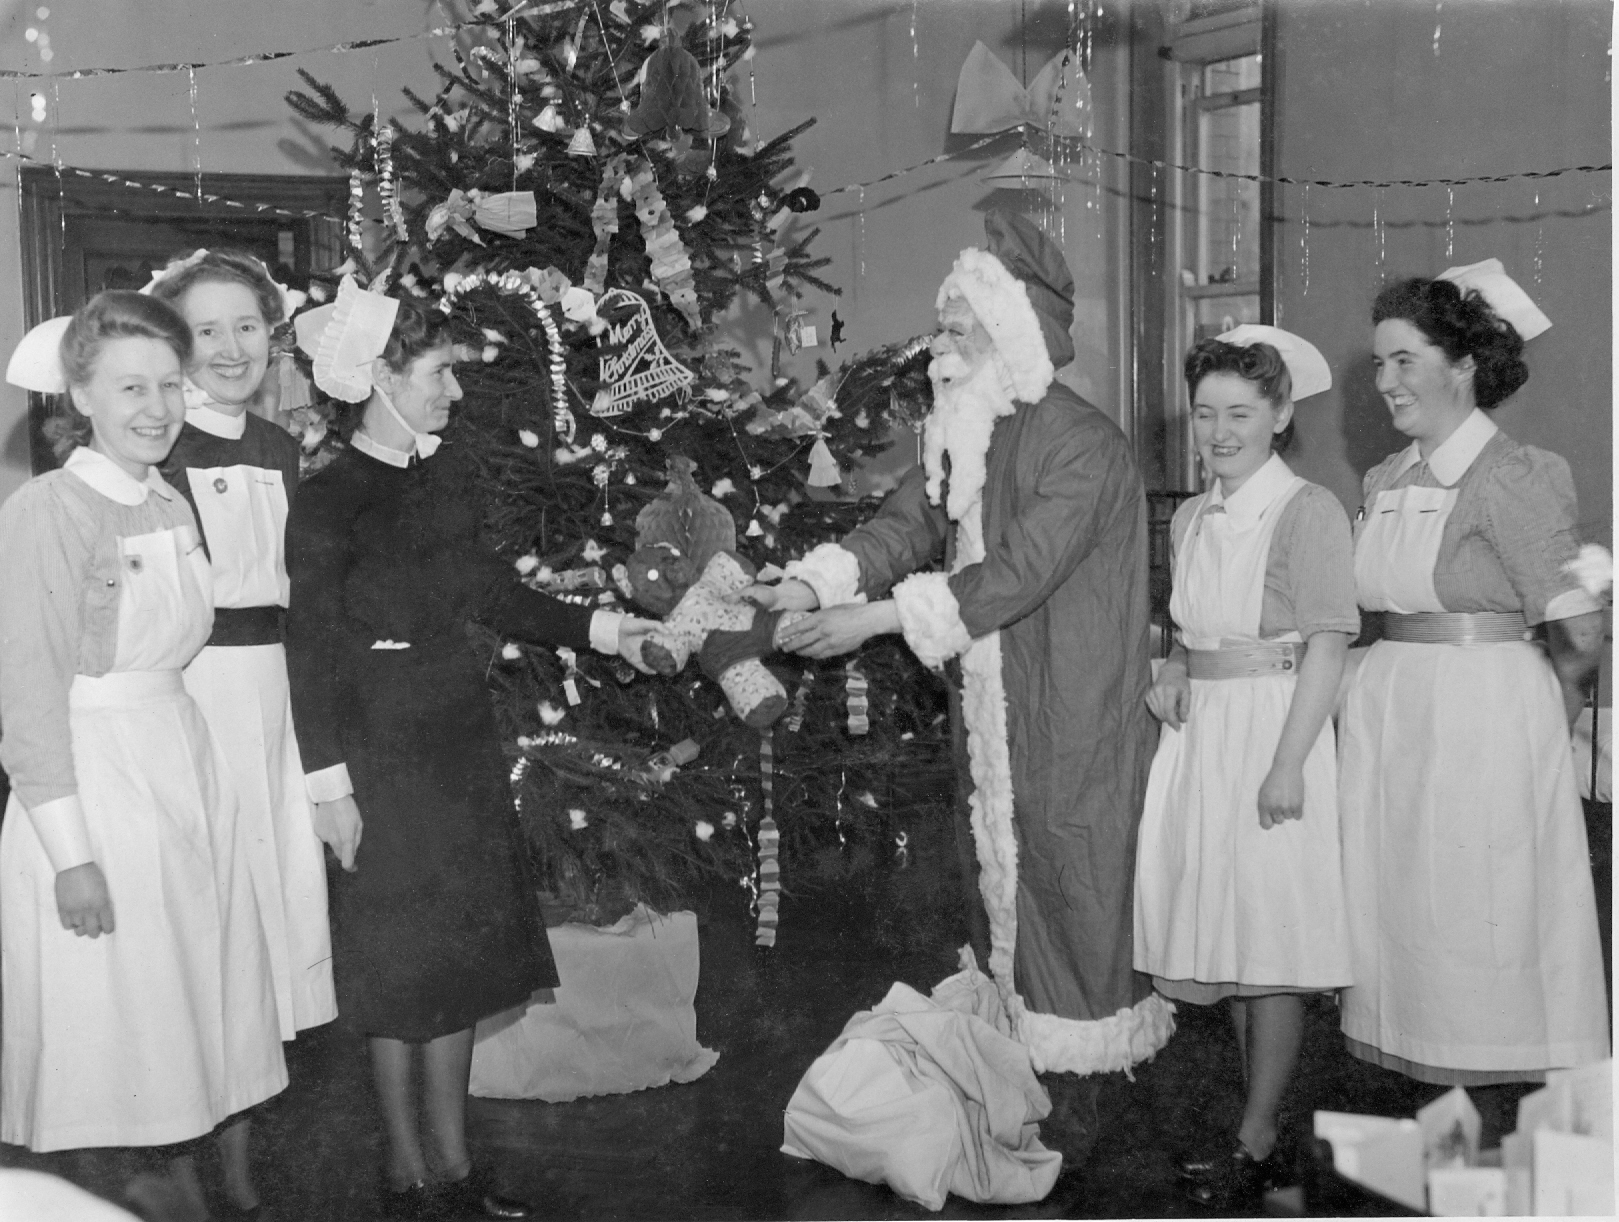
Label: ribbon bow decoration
xmin=425 ymin=189 xmax=538 ymax=245
xmin=950 ymin=41 xmax=1090 ymax=136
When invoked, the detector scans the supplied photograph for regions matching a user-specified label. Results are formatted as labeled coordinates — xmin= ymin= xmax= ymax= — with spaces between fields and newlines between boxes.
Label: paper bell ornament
xmin=567 ymin=126 xmax=598 ymax=158
xmin=806 ymin=437 xmax=842 ymax=487
xmin=981 ymin=147 xmax=1066 ymax=188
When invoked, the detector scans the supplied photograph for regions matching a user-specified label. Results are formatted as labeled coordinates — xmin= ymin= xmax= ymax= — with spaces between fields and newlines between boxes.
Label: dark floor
xmin=3 ymin=799 xmax=1610 ymax=1220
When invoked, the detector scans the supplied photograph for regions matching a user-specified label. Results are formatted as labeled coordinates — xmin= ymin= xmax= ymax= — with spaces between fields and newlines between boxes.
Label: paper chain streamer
xmin=754 ymin=729 xmax=780 ymax=948
xmin=583 ymin=154 xmax=630 ymax=296
xmin=437 ymin=268 xmax=575 ymax=443
xmin=626 ymin=158 xmax=703 ymax=329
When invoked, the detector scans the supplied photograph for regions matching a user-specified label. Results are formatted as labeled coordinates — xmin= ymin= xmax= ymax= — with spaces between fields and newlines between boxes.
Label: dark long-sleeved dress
xmin=285 ymin=439 xmax=594 ymax=1041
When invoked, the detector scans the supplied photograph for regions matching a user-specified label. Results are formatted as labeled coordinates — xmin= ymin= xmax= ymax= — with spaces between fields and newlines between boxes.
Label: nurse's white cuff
xmin=305 ymin=762 xmax=354 ymax=804
xmin=589 ymin=610 xmax=623 ymax=655
xmin=26 ymin=794 xmax=94 ymax=873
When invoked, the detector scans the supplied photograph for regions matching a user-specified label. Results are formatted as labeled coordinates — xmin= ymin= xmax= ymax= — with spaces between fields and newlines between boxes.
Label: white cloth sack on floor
xmin=469 ymin=904 xmax=718 ymax=1102
xmin=0 ymin=1170 xmax=139 ymax=1220
xmin=781 ymin=949 xmax=1062 ymax=1211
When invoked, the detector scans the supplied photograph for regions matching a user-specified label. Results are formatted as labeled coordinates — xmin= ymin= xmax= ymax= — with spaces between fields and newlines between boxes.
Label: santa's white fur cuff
xmin=937 ymin=247 xmax=1055 ymax=405
xmin=893 ymin=571 xmax=973 ymax=668
xmin=784 ymin=543 xmax=862 ymax=609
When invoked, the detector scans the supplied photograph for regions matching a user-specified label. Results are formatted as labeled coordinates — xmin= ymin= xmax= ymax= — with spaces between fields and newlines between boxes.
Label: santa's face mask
xmin=929 ymin=295 xmax=996 ymax=386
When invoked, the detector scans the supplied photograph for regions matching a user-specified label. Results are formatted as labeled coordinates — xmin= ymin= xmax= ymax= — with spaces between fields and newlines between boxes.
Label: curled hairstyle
xmin=379 ymin=299 xmax=454 ymax=373
xmin=46 ymin=291 xmax=192 ymax=460
xmin=1372 ymin=277 xmax=1528 ymax=409
xmin=1184 ymin=338 xmax=1295 ymax=453
xmin=148 ymin=249 xmax=285 ymax=328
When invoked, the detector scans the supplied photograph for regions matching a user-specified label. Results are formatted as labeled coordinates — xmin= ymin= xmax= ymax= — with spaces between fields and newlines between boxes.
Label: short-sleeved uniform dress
xmin=0 ymin=447 xmax=286 ymax=1151
xmin=285 ymin=435 xmax=593 ymax=1041
xmin=1135 ymin=456 xmax=1358 ymax=999
xmin=1339 ymin=409 xmax=1609 ymax=1083
xmin=162 ymin=398 xmax=336 ymax=1039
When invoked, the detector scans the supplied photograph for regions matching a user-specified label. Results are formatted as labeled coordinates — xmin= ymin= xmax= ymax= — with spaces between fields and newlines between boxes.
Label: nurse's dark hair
xmin=47 ymin=290 xmax=193 ymax=460
xmin=379 ymin=299 xmax=454 ymax=373
xmin=1372 ymin=277 xmax=1528 ymax=410
xmin=1184 ymin=337 xmax=1295 ymax=453
xmin=146 ymin=248 xmax=285 ymax=328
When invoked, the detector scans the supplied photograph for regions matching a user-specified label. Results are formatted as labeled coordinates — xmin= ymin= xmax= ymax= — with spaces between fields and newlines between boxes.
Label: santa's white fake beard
xmin=923 ymin=348 xmax=1018 ymax=521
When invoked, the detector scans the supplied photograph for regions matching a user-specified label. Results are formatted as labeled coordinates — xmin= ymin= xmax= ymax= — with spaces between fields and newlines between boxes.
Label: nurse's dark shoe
xmin=435 ymin=1164 xmax=532 ymax=1219
xmin=1185 ymin=1142 xmax=1287 ymax=1210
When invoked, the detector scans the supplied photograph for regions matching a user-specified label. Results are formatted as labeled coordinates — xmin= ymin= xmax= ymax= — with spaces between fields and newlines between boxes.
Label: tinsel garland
xmin=438 ymin=268 xmax=575 ymax=444
xmin=346 ymin=167 xmax=365 ymax=255
xmin=375 ymin=123 xmax=407 ymax=240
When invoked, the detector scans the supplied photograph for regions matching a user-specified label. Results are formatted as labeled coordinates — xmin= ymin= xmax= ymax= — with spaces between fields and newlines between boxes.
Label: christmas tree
xmin=286 ymin=0 xmax=948 ymax=924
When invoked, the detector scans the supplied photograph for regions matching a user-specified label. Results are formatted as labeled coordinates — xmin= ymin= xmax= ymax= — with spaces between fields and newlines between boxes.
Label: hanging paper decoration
xmin=626 ymin=158 xmax=703 ymax=329
xmin=806 ymin=437 xmax=841 ymax=487
xmin=844 ymin=660 xmax=870 ymax=736
xmin=583 ymin=155 xmax=630 ymax=295
xmin=784 ymin=668 xmax=814 ymax=733
xmin=754 ymin=729 xmax=780 ymax=948
xmin=981 ymin=147 xmax=1066 ymax=189
xmin=624 ymin=41 xmax=730 ymax=139
xmin=593 ymin=287 xmax=695 ymax=414
xmin=374 ymin=123 xmax=408 ymax=241
xmin=425 ymin=188 xmax=538 ymax=244
xmin=438 ymin=269 xmax=575 ymax=442
xmin=950 ymin=41 xmax=1090 ymax=137
xmin=346 ymin=167 xmax=366 ymax=255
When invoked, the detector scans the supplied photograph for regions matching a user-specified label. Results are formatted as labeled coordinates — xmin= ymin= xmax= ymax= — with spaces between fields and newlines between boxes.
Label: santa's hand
xmin=56 ymin=862 xmax=115 ymax=937
xmin=617 ymin=617 xmax=658 ymax=674
xmin=314 ymin=797 xmax=363 ymax=872
xmin=778 ymin=602 xmax=897 ymax=658
xmin=742 ymin=578 xmax=819 ymax=613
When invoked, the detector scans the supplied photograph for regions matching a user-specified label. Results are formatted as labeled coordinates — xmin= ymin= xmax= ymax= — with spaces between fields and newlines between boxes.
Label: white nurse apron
xmin=0 ymin=523 xmax=287 ymax=1151
xmin=1135 ymin=473 xmax=1351 ymax=989
xmin=183 ymin=453 xmax=335 ymax=1038
xmin=1339 ymin=482 xmax=1609 ymax=1076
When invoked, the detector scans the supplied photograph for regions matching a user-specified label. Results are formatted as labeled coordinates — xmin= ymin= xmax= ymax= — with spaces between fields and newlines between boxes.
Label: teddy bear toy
xmin=621 ymin=457 xmax=803 ymax=729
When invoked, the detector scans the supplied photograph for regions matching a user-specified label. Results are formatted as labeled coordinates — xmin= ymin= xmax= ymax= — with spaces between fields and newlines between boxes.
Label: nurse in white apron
xmin=0 ymin=294 xmax=286 ymax=1177
xmin=1135 ymin=327 xmax=1356 ymax=1208
xmin=1340 ymin=261 xmax=1608 ymax=1088
xmin=148 ymin=250 xmax=335 ymax=1212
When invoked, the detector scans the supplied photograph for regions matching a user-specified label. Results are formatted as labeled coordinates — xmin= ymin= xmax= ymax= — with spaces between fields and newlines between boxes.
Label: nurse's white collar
xmin=350 ymin=427 xmax=414 ymax=468
xmin=64 ymin=445 xmax=177 ymax=506
xmin=1394 ymin=408 xmax=1499 ymax=487
xmin=1207 ymin=452 xmax=1295 ymax=526
xmin=185 ymin=400 xmax=248 ymax=440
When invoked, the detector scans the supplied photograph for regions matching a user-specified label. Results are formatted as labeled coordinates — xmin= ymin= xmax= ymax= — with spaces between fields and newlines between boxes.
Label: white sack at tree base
xmin=469 ymin=904 xmax=718 ymax=1101
xmin=781 ymin=950 xmax=1062 ymax=1211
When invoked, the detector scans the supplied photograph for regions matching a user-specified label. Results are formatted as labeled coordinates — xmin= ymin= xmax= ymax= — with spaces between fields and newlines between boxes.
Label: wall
xmin=0 ymin=1 xmax=1134 ymax=505
xmin=1270 ymin=0 xmax=1611 ymax=550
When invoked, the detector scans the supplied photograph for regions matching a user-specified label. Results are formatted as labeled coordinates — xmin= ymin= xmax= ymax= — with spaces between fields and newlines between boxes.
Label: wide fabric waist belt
xmin=208 ymin=605 xmax=285 ymax=647
xmin=1381 ymin=611 xmax=1530 ymax=644
xmin=1186 ymin=641 xmax=1304 ymax=680
xmin=70 ymin=669 xmax=185 ymax=708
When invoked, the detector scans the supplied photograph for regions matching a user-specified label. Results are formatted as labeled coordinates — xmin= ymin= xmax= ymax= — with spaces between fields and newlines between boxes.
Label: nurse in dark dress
xmin=285 ymin=279 xmax=653 ymax=1219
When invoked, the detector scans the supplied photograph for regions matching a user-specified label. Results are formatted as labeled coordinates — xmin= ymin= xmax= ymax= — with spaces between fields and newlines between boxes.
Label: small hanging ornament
xmin=844 ymin=659 xmax=869 ymax=736
xmin=754 ymin=729 xmax=780 ymax=948
xmin=784 ymin=668 xmax=814 ymax=733
xmin=567 ymin=125 xmax=598 ymax=157
xmin=346 ymin=167 xmax=366 ymax=256
xmin=806 ymin=437 xmax=841 ymax=488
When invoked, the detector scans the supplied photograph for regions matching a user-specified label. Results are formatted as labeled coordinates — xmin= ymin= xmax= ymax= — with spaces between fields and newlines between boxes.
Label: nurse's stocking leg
xmin=1236 ymin=994 xmax=1303 ymax=1161
xmin=370 ymin=1036 xmax=429 ymax=1189
xmin=218 ymin=1115 xmax=258 ymax=1210
xmin=1227 ymin=998 xmax=1250 ymax=1083
xmin=421 ymin=1026 xmax=476 ymax=1182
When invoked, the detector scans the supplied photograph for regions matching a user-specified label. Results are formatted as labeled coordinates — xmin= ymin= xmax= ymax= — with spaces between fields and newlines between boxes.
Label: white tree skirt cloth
xmin=469 ymin=905 xmax=718 ymax=1102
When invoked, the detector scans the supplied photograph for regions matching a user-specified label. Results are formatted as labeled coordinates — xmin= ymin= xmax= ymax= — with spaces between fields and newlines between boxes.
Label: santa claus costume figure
xmin=766 ymin=210 xmax=1174 ymax=1162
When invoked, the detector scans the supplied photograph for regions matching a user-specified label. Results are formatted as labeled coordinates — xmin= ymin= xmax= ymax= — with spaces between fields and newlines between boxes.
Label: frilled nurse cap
xmin=6 ymin=314 xmax=73 ymax=394
xmin=1215 ymin=323 xmax=1333 ymax=402
xmin=293 ymin=275 xmax=400 ymax=403
xmin=1437 ymin=257 xmax=1551 ymax=341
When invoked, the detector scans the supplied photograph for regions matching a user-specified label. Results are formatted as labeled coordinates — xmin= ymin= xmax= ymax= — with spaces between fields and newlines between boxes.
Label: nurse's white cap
xmin=5 ymin=314 xmax=72 ymax=394
xmin=1437 ymin=257 xmax=1551 ymax=341
xmin=1214 ymin=323 xmax=1332 ymax=401
xmin=293 ymin=275 xmax=399 ymax=403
